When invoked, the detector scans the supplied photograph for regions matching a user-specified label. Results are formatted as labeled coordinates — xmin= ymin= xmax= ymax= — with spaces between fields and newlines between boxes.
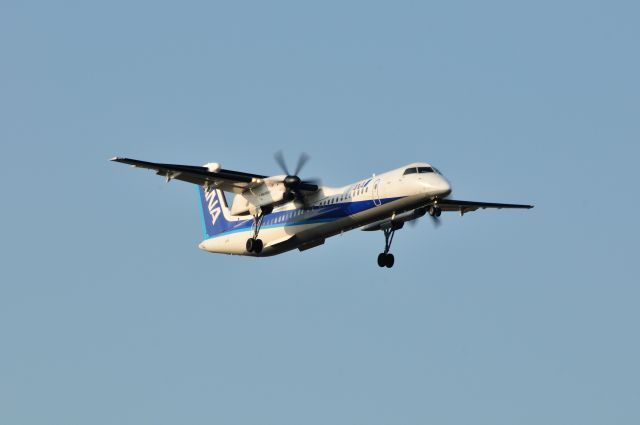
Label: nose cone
xmin=420 ymin=174 xmax=451 ymax=197
xmin=435 ymin=176 xmax=452 ymax=197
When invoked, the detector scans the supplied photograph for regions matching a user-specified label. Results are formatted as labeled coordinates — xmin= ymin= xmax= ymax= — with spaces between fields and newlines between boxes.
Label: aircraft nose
xmin=421 ymin=174 xmax=451 ymax=197
xmin=437 ymin=177 xmax=452 ymax=197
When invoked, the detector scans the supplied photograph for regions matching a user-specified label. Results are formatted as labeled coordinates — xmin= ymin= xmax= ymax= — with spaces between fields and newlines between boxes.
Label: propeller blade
xmin=292 ymin=189 xmax=311 ymax=209
xmin=407 ymin=215 xmax=438 ymax=228
xmin=274 ymin=151 xmax=290 ymax=175
xmin=293 ymin=152 xmax=309 ymax=176
xmin=302 ymin=177 xmax=322 ymax=186
xmin=274 ymin=151 xmax=319 ymax=202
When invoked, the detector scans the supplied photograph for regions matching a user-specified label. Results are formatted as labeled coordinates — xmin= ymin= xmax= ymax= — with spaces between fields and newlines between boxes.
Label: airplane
xmin=111 ymin=154 xmax=533 ymax=268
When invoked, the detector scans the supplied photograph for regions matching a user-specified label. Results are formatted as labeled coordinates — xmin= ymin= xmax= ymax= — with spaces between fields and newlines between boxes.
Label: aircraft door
xmin=372 ymin=178 xmax=382 ymax=206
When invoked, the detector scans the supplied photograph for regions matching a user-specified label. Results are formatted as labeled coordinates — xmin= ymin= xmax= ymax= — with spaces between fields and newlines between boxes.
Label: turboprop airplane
xmin=112 ymin=154 xmax=533 ymax=268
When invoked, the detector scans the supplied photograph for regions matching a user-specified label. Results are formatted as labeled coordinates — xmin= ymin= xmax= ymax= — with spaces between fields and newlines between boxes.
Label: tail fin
xmin=197 ymin=186 xmax=234 ymax=238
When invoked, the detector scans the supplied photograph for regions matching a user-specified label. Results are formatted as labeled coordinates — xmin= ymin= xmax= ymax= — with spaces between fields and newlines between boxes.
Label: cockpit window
xmin=403 ymin=167 xmax=418 ymax=175
xmin=417 ymin=166 xmax=434 ymax=173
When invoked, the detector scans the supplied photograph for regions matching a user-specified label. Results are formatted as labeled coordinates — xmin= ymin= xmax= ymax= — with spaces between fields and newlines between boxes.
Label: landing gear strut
xmin=377 ymin=227 xmax=396 ymax=268
xmin=246 ymin=210 xmax=267 ymax=254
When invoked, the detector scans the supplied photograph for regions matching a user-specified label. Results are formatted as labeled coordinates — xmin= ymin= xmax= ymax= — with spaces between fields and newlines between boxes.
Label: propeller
xmin=273 ymin=151 xmax=320 ymax=206
xmin=408 ymin=213 xmax=441 ymax=228
xmin=408 ymin=205 xmax=442 ymax=228
xmin=275 ymin=151 xmax=308 ymax=176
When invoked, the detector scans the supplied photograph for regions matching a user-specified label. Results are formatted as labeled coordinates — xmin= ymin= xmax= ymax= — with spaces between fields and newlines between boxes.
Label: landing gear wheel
xmin=384 ymin=253 xmax=395 ymax=268
xmin=246 ymin=238 xmax=264 ymax=254
xmin=377 ymin=253 xmax=395 ymax=268
xmin=254 ymin=238 xmax=263 ymax=254
xmin=429 ymin=206 xmax=442 ymax=217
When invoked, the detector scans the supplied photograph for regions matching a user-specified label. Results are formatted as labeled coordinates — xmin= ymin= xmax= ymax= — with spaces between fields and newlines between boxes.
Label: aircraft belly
xmin=199 ymin=225 xmax=307 ymax=257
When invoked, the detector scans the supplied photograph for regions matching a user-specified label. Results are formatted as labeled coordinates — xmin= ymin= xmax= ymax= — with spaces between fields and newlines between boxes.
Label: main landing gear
xmin=377 ymin=227 xmax=396 ymax=268
xmin=428 ymin=205 xmax=442 ymax=217
xmin=246 ymin=210 xmax=267 ymax=254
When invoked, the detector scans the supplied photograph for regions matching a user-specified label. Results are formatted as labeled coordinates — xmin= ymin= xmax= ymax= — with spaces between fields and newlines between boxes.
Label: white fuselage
xmin=198 ymin=163 xmax=451 ymax=256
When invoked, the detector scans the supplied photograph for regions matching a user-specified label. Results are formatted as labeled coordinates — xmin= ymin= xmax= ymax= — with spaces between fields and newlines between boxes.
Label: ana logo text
xmin=204 ymin=188 xmax=222 ymax=227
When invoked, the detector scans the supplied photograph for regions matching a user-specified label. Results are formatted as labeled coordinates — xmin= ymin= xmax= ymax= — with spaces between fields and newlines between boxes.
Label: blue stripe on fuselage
xmin=203 ymin=196 xmax=402 ymax=240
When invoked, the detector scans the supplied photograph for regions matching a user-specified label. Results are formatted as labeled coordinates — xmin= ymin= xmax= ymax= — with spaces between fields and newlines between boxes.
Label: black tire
xmin=254 ymin=239 xmax=263 ymax=254
xmin=429 ymin=206 xmax=436 ymax=217
xmin=434 ymin=207 xmax=442 ymax=217
xmin=385 ymin=253 xmax=395 ymax=268
xmin=246 ymin=238 xmax=254 ymax=253
xmin=377 ymin=253 xmax=386 ymax=267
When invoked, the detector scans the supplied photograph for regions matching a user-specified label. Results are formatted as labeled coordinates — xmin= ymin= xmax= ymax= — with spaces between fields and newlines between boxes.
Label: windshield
xmin=404 ymin=166 xmax=440 ymax=175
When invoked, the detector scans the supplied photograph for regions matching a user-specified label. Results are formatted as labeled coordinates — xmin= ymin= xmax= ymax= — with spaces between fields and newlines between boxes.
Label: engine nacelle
xmin=361 ymin=207 xmax=428 ymax=231
xmin=230 ymin=176 xmax=292 ymax=215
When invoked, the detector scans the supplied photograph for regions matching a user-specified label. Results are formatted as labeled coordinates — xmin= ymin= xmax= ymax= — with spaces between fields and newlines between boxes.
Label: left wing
xmin=111 ymin=157 xmax=319 ymax=194
xmin=436 ymin=199 xmax=533 ymax=215
xmin=112 ymin=157 xmax=264 ymax=194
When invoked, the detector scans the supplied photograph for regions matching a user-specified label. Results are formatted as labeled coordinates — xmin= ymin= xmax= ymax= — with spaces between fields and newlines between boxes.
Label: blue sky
xmin=1 ymin=1 xmax=638 ymax=424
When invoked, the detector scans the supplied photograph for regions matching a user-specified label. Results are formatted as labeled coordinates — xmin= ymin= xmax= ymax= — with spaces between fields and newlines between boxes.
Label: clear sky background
xmin=1 ymin=1 xmax=639 ymax=424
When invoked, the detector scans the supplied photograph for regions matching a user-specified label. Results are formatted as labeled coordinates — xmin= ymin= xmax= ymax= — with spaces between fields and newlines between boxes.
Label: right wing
xmin=437 ymin=199 xmax=534 ymax=215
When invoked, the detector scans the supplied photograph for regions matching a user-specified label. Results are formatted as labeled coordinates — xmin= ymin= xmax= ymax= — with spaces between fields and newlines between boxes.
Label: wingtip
xmin=110 ymin=156 xmax=120 ymax=161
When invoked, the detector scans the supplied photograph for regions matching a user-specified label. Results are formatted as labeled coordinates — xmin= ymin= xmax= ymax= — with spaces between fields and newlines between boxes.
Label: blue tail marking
xmin=197 ymin=186 xmax=234 ymax=239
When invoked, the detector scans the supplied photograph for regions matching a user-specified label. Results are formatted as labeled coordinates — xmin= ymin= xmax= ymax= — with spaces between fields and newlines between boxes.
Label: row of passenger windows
xmin=265 ymin=186 xmax=370 ymax=223
xmin=403 ymin=166 xmax=437 ymax=175
xmin=318 ymin=186 xmax=369 ymax=206
xmin=265 ymin=209 xmax=304 ymax=224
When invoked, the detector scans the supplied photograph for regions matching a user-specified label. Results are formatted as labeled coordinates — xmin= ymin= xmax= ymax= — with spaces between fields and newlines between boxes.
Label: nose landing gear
xmin=377 ymin=227 xmax=396 ymax=268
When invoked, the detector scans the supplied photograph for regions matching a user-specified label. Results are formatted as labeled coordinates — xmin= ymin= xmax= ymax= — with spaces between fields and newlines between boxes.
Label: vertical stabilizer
xmin=197 ymin=186 xmax=233 ymax=238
